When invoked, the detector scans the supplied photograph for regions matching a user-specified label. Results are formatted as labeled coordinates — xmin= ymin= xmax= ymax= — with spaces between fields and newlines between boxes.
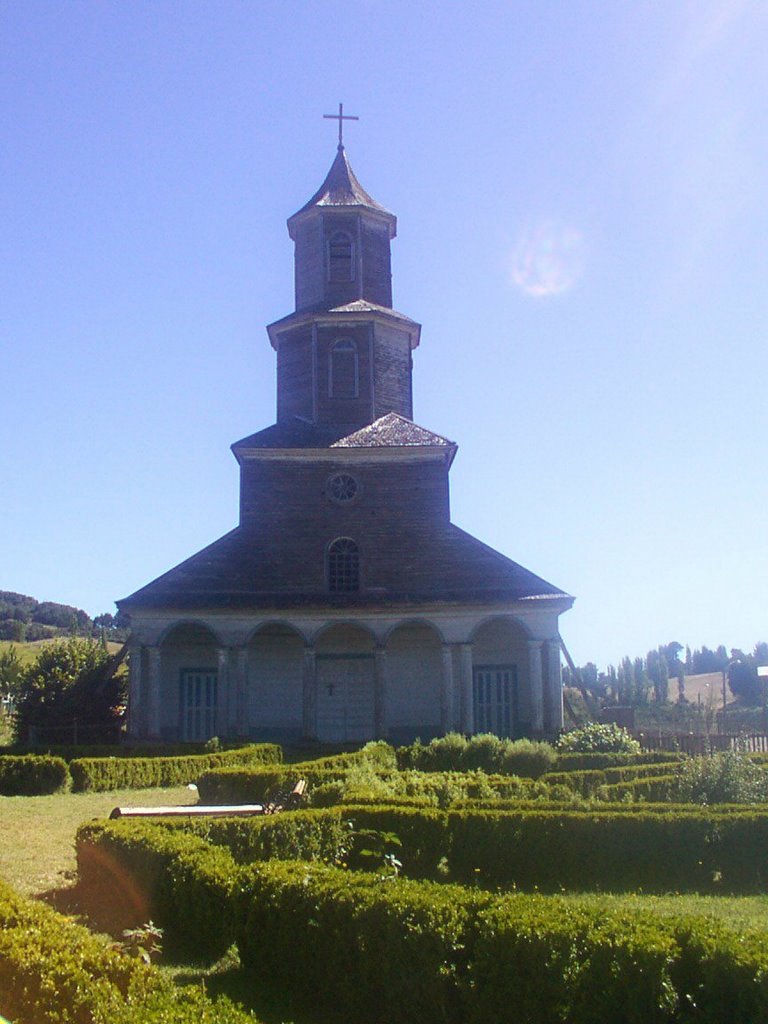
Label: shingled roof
xmin=333 ymin=412 xmax=455 ymax=449
xmin=289 ymin=145 xmax=395 ymax=226
xmin=118 ymin=521 xmax=572 ymax=612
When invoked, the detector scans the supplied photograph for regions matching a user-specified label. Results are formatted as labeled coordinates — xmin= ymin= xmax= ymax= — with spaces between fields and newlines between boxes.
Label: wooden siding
xmin=247 ymin=628 xmax=304 ymax=729
xmin=360 ymin=218 xmax=392 ymax=307
xmin=276 ymin=328 xmax=313 ymax=421
xmin=293 ymin=218 xmax=325 ymax=311
xmin=386 ymin=624 xmax=442 ymax=731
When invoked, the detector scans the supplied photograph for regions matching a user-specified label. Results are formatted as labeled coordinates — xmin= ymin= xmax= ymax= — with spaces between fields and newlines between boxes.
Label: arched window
xmin=328 ymin=537 xmax=360 ymax=592
xmin=329 ymin=339 xmax=358 ymax=398
xmin=328 ymin=231 xmax=354 ymax=282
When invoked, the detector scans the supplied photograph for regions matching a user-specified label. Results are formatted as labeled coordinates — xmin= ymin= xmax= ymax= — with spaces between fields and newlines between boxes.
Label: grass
xmin=0 ymin=785 xmax=197 ymax=896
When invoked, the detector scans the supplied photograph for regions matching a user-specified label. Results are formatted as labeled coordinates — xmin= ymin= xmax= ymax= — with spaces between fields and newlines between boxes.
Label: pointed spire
xmin=288 ymin=147 xmax=396 ymax=236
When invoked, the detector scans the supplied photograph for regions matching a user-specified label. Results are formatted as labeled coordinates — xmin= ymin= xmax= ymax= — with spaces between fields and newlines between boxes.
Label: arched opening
xmin=315 ymin=623 xmax=375 ymax=742
xmin=327 ymin=536 xmax=360 ymax=592
xmin=385 ymin=621 xmax=443 ymax=743
xmin=470 ymin=617 xmax=530 ymax=738
xmin=160 ymin=621 xmax=219 ymax=742
xmin=327 ymin=231 xmax=354 ymax=282
xmin=329 ymin=339 xmax=358 ymax=399
xmin=247 ymin=623 xmax=305 ymax=742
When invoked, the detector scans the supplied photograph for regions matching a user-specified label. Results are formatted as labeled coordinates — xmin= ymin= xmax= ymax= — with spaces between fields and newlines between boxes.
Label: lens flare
xmin=510 ymin=221 xmax=585 ymax=297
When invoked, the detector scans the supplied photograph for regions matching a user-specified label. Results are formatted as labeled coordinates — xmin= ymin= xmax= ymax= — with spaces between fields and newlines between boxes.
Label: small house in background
xmin=118 ymin=129 xmax=573 ymax=744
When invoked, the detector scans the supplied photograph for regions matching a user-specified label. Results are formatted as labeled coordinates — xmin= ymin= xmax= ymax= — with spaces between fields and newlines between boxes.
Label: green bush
xmin=674 ymin=750 xmax=768 ymax=804
xmin=556 ymin=721 xmax=641 ymax=754
xmin=0 ymin=754 xmax=68 ymax=795
xmin=598 ymin=773 xmax=680 ymax=802
xmin=76 ymin=821 xmax=239 ymax=963
xmin=396 ymin=733 xmax=556 ymax=777
xmin=69 ymin=742 xmax=280 ymax=792
xmin=235 ymin=859 xmax=768 ymax=1024
xmin=542 ymin=761 xmax=683 ymax=797
xmin=0 ymin=877 xmax=256 ymax=1024
xmin=554 ymin=750 xmax=686 ymax=771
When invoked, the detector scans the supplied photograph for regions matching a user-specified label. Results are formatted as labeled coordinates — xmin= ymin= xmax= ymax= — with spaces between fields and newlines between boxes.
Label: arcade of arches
xmin=127 ymin=613 xmax=564 ymax=744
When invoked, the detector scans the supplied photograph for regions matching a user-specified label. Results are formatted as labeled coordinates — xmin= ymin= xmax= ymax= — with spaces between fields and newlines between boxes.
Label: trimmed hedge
xmin=236 ymin=859 xmax=768 ymax=1024
xmin=599 ymin=773 xmax=680 ymax=802
xmin=554 ymin=750 xmax=687 ymax=771
xmin=542 ymin=761 xmax=683 ymax=796
xmin=396 ymin=733 xmax=557 ymax=777
xmin=105 ymin=802 xmax=768 ymax=893
xmin=69 ymin=742 xmax=281 ymax=792
xmin=0 ymin=754 xmax=69 ymax=795
xmin=77 ymin=822 xmax=238 ymax=963
xmin=77 ymin=817 xmax=768 ymax=1022
xmin=0 ymin=877 xmax=256 ymax=1024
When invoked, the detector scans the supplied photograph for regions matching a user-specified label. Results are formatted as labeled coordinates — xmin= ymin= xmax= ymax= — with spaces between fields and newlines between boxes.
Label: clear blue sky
xmin=2 ymin=1 xmax=766 ymax=667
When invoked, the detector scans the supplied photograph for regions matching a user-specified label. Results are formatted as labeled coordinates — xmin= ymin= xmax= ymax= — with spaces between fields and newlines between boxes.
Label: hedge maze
xmin=4 ymin=738 xmax=768 ymax=1022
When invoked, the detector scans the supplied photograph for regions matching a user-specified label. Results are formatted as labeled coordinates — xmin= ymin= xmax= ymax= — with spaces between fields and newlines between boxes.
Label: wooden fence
xmin=634 ymin=732 xmax=768 ymax=754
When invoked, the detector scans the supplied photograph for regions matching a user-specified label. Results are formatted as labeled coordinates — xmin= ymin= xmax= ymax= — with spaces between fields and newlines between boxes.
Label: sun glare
xmin=509 ymin=221 xmax=586 ymax=298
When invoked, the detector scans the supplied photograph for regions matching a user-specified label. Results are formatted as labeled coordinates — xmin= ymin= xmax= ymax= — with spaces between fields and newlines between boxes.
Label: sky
xmin=2 ymin=0 xmax=767 ymax=667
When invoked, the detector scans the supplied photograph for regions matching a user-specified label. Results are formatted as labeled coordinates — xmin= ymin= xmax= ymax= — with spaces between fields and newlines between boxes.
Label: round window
xmin=327 ymin=473 xmax=359 ymax=503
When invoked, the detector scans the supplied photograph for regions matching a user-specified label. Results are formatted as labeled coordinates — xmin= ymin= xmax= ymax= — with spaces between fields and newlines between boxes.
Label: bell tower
xmin=267 ymin=111 xmax=421 ymax=434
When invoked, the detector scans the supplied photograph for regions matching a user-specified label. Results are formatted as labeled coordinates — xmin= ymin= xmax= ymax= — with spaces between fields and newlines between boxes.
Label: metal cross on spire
xmin=323 ymin=103 xmax=359 ymax=148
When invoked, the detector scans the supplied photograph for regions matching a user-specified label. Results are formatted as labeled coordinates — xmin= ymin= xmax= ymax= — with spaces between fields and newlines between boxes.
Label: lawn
xmin=0 ymin=785 xmax=197 ymax=896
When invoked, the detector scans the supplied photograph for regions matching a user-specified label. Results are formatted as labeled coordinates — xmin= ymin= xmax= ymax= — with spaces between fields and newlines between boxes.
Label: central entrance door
xmin=473 ymin=665 xmax=518 ymax=737
xmin=179 ymin=669 xmax=218 ymax=741
xmin=316 ymin=654 xmax=375 ymax=742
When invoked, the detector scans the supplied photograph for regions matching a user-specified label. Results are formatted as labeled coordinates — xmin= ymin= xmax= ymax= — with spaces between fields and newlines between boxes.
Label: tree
xmin=0 ymin=646 xmax=22 ymax=699
xmin=13 ymin=637 xmax=126 ymax=744
xmin=728 ymin=657 xmax=761 ymax=706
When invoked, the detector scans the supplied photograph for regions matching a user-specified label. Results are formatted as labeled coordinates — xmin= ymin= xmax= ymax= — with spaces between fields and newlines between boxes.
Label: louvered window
xmin=328 ymin=537 xmax=360 ymax=592
xmin=328 ymin=231 xmax=354 ymax=282
xmin=329 ymin=339 xmax=358 ymax=398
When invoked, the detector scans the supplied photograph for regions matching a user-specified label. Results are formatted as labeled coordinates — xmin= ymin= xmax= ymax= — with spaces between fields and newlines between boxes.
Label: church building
xmin=119 ymin=123 xmax=573 ymax=745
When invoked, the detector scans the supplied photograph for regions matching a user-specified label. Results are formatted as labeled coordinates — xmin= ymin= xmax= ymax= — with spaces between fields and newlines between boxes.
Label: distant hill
xmin=0 ymin=591 xmax=126 ymax=642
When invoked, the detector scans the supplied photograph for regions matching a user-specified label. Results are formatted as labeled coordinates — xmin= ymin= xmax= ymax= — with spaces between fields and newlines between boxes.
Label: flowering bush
xmin=556 ymin=722 xmax=641 ymax=754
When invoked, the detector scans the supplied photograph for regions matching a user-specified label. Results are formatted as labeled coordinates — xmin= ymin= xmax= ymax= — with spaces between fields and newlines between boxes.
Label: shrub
xmin=235 ymin=859 xmax=768 ymax=1024
xmin=69 ymin=742 xmax=280 ymax=792
xmin=554 ymin=750 xmax=685 ymax=771
xmin=0 ymin=877 xmax=256 ymax=1024
xmin=674 ymin=750 xmax=768 ymax=805
xmin=397 ymin=733 xmax=557 ymax=777
xmin=76 ymin=822 xmax=239 ymax=963
xmin=556 ymin=721 xmax=641 ymax=754
xmin=0 ymin=754 xmax=68 ymax=795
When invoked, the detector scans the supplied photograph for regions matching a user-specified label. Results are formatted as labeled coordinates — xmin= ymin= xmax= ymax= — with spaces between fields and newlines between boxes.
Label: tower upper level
xmin=286 ymin=144 xmax=397 ymax=312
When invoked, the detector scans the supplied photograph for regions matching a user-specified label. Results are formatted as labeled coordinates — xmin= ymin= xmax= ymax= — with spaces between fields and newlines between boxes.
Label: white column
xmin=147 ymin=645 xmax=162 ymax=739
xmin=459 ymin=643 xmax=474 ymax=734
xmin=545 ymin=639 xmax=564 ymax=733
xmin=374 ymin=645 xmax=387 ymax=739
xmin=440 ymin=644 xmax=455 ymax=734
xmin=528 ymin=640 xmax=544 ymax=734
xmin=302 ymin=646 xmax=316 ymax=739
xmin=235 ymin=645 xmax=249 ymax=735
xmin=127 ymin=643 xmax=143 ymax=738
xmin=217 ymin=647 xmax=231 ymax=737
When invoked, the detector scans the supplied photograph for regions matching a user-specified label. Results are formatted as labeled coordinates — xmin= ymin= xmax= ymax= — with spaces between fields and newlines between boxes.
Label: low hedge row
xmin=599 ymin=773 xmax=680 ymax=801
xmin=553 ymin=750 xmax=687 ymax=771
xmin=99 ymin=801 xmax=768 ymax=893
xmin=0 ymin=877 xmax=256 ymax=1024
xmin=77 ymin=822 xmax=238 ymax=963
xmin=238 ymin=860 xmax=768 ymax=1024
xmin=0 ymin=754 xmax=69 ymax=795
xmin=76 ymin=822 xmax=768 ymax=1022
xmin=197 ymin=764 xmax=348 ymax=803
xmin=542 ymin=761 xmax=683 ymax=795
xmin=69 ymin=742 xmax=281 ymax=792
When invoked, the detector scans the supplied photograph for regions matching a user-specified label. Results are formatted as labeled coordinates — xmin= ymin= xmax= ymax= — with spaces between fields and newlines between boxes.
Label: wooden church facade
xmin=119 ymin=139 xmax=573 ymax=744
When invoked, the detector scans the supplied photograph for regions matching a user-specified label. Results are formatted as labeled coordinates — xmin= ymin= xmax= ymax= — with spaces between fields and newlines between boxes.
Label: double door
xmin=473 ymin=665 xmax=517 ymax=737
xmin=315 ymin=655 xmax=375 ymax=742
